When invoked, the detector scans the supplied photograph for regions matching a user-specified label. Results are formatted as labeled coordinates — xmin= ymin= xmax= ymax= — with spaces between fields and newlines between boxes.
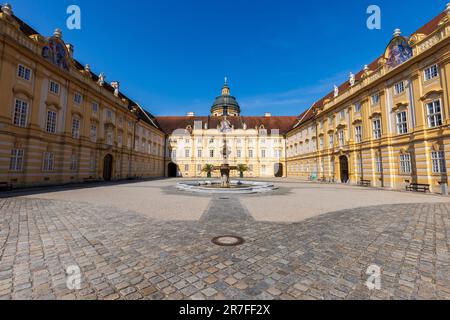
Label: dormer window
xmin=394 ymin=81 xmax=405 ymax=95
xmin=424 ymin=64 xmax=438 ymax=81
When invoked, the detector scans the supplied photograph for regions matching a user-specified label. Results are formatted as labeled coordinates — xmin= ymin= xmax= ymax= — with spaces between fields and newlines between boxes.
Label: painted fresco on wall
xmin=385 ymin=37 xmax=413 ymax=69
xmin=42 ymin=38 xmax=70 ymax=71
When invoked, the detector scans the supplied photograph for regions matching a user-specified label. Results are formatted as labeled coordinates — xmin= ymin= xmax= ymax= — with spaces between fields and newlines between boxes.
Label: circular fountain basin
xmin=177 ymin=180 xmax=278 ymax=194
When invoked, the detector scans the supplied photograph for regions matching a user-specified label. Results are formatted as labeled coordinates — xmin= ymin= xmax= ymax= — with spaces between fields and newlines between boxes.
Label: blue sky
xmin=9 ymin=0 xmax=448 ymax=116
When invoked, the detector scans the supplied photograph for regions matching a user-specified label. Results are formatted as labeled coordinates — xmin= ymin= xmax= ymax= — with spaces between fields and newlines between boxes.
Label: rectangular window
xmin=431 ymin=151 xmax=446 ymax=173
xmin=340 ymin=110 xmax=345 ymax=119
xmin=371 ymin=93 xmax=380 ymax=106
xmin=376 ymin=155 xmax=383 ymax=173
xmin=396 ymin=111 xmax=408 ymax=134
xmin=354 ymin=102 xmax=362 ymax=113
xmin=13 ymin=99 xmax=28 ymax=127
xmin=90 ymin=152 xmax=97 ymax=172
xmin=17 ymin=64 xmax=31 ymax=81
xmin=197 ymin=149 xmax=202 ymax=158
xmin=209 ymin=149 xmax=214 ymax=158
xmin=92 ymin=102 xmax=99 ymax=114
xmin=184 ymin=164 xmax=189 ymax=172
xmin=373 ymin=119 xmax=382 ymax=139
xmin=42 ymin=152 xmax=54 ymax=172
xmin=70 ymin=154 xmax=78 ymax=172
xmin=338 ymin=130 xmax=345 ymax=147
xmin=10 ymin=149 xmax=24 ymax=171
xmin=248 ymin=149 xmax=253 ymax=158
xmin=197 ymin=164 xmax=202 ymax=172
xmin=118 ymin=133 xmax=123 ymax=147
xmin=106 ymin=109 xmax=113 ymax=120
xmin=185 ymin=149 xmax=190 ymax=158
xmin=74 ymin=92 xmax=83 ymax=104
xmin=356 ymin=156 xmax=363 ymax=174
xmin=90 ymin=124 xmax=97 ymax=142
xmin=427 ymin=100 xmax=443 ymax=128
xmin=424 ymin=64 xmax=438 ymax=81
xmin=171 ymin=149 xmax=177 ymax=160
xmin=261 ymin=149 xmax=266 ymax=158
xmin=400 ymin=153 xmax=412 ymax=174
xmin=236 ymin=149 xmax=242 ymax=158
xmin=394 ymin=81 xmax=405 ymax=95
xmin=329 ymin=133 xmax=334 ymax=148
xmin=49 ymin=81 xmax=60 ymax=94
xmin=106 ymin=129 xmax=113 ymax=146
xmin=319 ymin=136 xmax=324 ymax=150
xmin=355 ymin=126 xmax=362 ymax=143
xmin=72 ymin=118 xmax=81 ymax=139
xmin=46 ymin=110 xmax=57 ymax=133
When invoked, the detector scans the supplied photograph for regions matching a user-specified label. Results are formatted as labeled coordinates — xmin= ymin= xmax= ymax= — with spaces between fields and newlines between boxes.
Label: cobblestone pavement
xmin=0 ymin=197 xmax=449 ymax=300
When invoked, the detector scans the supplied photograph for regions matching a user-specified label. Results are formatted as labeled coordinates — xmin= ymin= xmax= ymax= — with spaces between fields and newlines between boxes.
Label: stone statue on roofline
xmin=334 ymin=85 xmax=339 ymax=98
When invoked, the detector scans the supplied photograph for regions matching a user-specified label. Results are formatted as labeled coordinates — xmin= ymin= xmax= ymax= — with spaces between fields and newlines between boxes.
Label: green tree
xmin=202 ymin=164 xmax=214 ymax=178
xmin=236 ymin=164 xmax=249 ymax=178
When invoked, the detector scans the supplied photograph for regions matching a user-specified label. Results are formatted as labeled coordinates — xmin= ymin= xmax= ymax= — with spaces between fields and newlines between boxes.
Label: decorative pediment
xmin=369 ymin=111 xmax=382 ymax=119
xmin=392 ymin=102 xmax=408 ymax=112
xmin=420 ymin=89 xmax=443 ymax=101
xmin=41 ymin=30 xmax=71 ymax=72
xmin=352 ymin=118 xmax=363 ymax=125
xmin=384 ymin=31 xmax=413 ymax=69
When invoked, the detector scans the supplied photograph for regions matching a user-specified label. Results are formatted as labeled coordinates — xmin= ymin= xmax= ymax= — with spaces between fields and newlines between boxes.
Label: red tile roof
xmin=155 ymin=116 xmax=298 ymax=135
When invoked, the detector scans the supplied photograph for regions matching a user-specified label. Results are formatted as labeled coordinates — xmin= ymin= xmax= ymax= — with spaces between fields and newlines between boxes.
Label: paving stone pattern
xmin=0 ymin=197 xmax=449 ymax=300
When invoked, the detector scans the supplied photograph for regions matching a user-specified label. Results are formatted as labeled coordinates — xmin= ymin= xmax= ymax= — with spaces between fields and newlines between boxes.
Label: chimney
xmin=265 ymin=112 xmax=272 ymax=117
xmin=187 ymin=112 xmax=195 ymax=117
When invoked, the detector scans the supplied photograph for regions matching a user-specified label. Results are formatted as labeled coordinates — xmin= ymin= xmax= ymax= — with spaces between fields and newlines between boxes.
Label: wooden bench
xmin=0 ymin=182 xmax=12 ymax=191
xmin=406 ymin=183 xmax=430 ymax=193
xmin=358 ymin=179 xmax=371 ymax=187
xmin=83 ymin=177 xmax=97 ymax=183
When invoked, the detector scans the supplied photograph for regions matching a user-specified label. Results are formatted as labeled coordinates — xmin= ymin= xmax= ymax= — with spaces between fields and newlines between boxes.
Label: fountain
xmin=176 ymin=117 xmax=278 ymax=194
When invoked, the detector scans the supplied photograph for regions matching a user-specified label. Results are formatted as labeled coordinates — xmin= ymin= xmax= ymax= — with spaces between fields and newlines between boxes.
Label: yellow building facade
xmin=0 ymin=4 xmax=165 ymax=189
xmin=286 ymin=6 xmax=450 ymax=193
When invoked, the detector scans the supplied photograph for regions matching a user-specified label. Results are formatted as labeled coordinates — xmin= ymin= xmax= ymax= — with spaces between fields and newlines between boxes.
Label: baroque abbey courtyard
xmin=0 ymin=2 xmax=450 ymax=301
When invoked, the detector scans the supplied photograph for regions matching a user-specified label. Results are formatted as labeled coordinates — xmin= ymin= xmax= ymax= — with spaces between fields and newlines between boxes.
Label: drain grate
xmin=212 ymin=236 xmax=245 ymax=247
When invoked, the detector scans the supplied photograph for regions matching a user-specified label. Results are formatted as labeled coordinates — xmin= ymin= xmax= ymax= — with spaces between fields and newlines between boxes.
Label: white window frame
xmin=354 ymin=102 xmax=362 ymax=113
xmin=70 ymin=153 xmax=78 ymax=172
xmin=400 ymin=153 xmax=412 ymax=174
xmin=371 ymin=93 xmax=380 ymax=106
xmin=338 ymin=130 xmax=345 ymax=147
xmin=46 ymin=110 xmax=57 ymax=133
xmin=17 ymin=64 xmax=32 ymax=81
xmin=373 ymin=119 xmax=382 ymax=139
xmin=375 ymin=154 xmax=383 ymax=173
xmin=355 ymin=125 xmax=362 ymax=143
xmin=90 ymin=124 xmax=97 ymax=142
xmin=431 ymin=151 xmax=446 ymax=173
xmin=396 ymin=111 xmax=408 ymax=134
xmin=74 ymin=92 xmax=83 ymax=105
xmin=426 ymin=100 xmax=443 ymax=128
xmin=72 ymin=118 xmax=81 ymax=139
xmin=42 ymin=152 xmax=54 ymax=172
xmin=10 ymin=149 xmax=24 ymax=171
xmin=13 ymin=99 xmax=28 ymax=127
xmin=49 ymin=81 xmax=60 ymax=94
xmin=92 ymin=102 xmax=99 ymax=114
xmin=394 ymin=81 xmax=405 ymax=95
xmin=424 ymin=64 xmax=438 ymax=81
xmin=328 ymin=133 xmax=334 ymax=148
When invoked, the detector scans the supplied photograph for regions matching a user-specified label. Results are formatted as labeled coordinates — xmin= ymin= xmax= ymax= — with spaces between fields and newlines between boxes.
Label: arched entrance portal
xmin=274 ymin=163 xmax=283 ymax=177
xmin=103 ymin=154 xmax=113 ymax=181
xmin=339 ymin=155 xmax=349 ymax=183
xmin=168 ymin=162 xmax=178 ymax=177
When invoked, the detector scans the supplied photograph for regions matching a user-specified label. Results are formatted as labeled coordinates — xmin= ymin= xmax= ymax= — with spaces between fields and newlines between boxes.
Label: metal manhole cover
xmin=212 ymin=236 xmax=245 ymax=247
